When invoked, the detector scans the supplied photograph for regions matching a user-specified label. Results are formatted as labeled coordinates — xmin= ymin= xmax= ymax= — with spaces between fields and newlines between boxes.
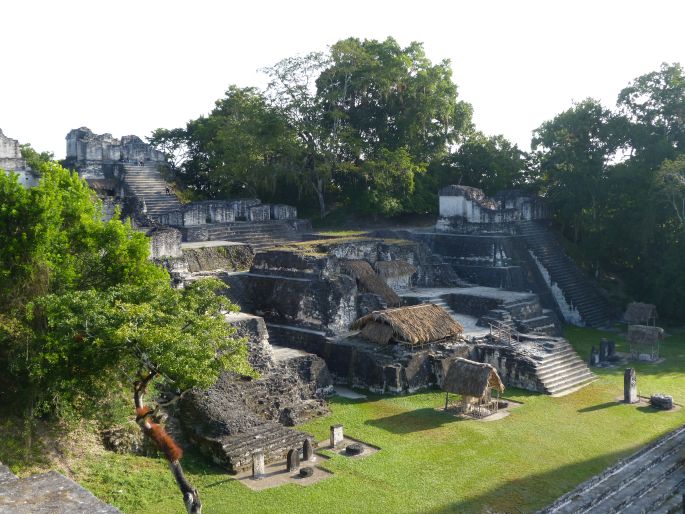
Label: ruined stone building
xmin=0 ymin=128 xmax=39 ymax=188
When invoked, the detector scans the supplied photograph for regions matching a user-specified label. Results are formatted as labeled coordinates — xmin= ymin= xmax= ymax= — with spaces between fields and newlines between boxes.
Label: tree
xmin=618 ymin=62 xmax=685 ymax=157
xmin=654 ymin=154 xmax=685 ymax=229
xmin=148 ymin=127 xmax=190 ymax=173
xmin=0 ymin=164 xmax=251 ymax=513
xmin=263 ymin=52 xmax=335 ymax=218
xmin=20 ymin=144 xmax=54 ymax=173
xmin=316 ymin=37 xmax=472 ymax=162
xmin=532 ymin=99 xmax=627 ymax=245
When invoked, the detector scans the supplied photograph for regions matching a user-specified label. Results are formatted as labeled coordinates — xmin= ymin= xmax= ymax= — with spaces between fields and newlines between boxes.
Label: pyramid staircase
xmin=540 ymin=423 xmax=685 ymax=513
xmin=534 ymin=339 xmax=596 ymax=396
xmin=204 ymin=221 xmax=303 ymax=251
xmin=516 ymin=220 xmax=610 ymax=328
xmin=122 ymin=164 xmax=182 ymax=218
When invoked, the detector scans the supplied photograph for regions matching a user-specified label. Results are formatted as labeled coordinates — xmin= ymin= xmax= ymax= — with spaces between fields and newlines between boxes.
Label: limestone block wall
xmin=231 ymin=199 xmax=261 ymax=219
xmin=248 ymin=204 xmax=271 ymax=222
xmin=437 ymin=185 xmax=549 ymax=231
xmin=271 ymin=204 xmax=297 ymax=220
xmin=147 ymin=227 xmax=182 ymax=259
xmin=0 ymin=129 xmax=22 ymax=159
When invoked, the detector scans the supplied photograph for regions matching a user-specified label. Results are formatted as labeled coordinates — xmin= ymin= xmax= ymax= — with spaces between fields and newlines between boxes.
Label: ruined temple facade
xmin=437 ymin=185 xmax=549 ymax=232
xmin=64 ymin=127 xmax=166 ymax=178
xmin=0 ymin=128 xmax=39 ymax=188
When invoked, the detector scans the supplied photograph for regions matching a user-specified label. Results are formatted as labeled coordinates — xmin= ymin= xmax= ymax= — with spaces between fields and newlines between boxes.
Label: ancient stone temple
xmin=0 ymin=128 xmax=39 ymax=188
xmin=64 ymin=127 xmax=166 ymax=178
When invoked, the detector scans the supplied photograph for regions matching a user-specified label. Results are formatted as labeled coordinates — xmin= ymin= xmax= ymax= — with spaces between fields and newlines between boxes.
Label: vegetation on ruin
xmin=3 ymin=326 xmax=683 ymax=513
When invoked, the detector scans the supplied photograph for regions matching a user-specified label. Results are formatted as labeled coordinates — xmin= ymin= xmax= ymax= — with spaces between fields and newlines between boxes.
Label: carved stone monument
xmin=286 ymin=448 xmax=300 ymax=472
xmin=252 ymin=450 xmax=265 ymax=479
xmin=303 ymin=438 xmax=314 ymax=462
xmin=624 ymin=368 xmax=638 ymax=404
xmin=330 ymin=424 xmax=344 ymax=448
xmin=599 ymin=339 xmax=608 ymax=361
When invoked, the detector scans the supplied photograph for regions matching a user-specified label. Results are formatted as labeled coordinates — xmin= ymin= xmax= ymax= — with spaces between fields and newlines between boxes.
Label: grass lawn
xmin=13 ymin=326 xmax=685 ymax=513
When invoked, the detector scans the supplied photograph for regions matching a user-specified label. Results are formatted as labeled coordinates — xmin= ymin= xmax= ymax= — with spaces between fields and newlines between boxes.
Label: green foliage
xmin=19 ymin=144 xmax=54 ymax=174
xmin=151 ymin=37 xmax=477 ymax=219
xmin=0 ymin=164 xmax=249 ymax=421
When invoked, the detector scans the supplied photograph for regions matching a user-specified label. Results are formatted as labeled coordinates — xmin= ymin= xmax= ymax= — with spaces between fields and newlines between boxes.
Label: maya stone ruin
xmin=3 ymin=126 xmax=681 ymax=511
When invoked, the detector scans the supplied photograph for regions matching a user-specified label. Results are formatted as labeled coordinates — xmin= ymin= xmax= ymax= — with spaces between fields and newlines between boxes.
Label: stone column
xmin=624 ymin=368 xmax=638 ymax=404
xmin=607 ymin=340 xmax=616 ymax=358
xmin=303 ymin=438 xmax=314 ymax=462
xmin=330 ymin=424 xmax=344 ymax=448
xmin=252 ymin=450 xmax=265 ymax=479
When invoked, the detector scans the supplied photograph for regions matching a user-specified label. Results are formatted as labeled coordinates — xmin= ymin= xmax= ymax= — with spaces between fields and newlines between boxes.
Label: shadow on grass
xmin=577 ymin=401 xmax=620 ymax=413
xmin=364 ymin=407 xmax=462 ymax=434
xmin=426 ymin=446 xmax=641 ymax=513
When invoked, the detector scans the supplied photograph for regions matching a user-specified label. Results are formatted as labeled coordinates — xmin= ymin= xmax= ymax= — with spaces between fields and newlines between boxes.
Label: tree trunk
xmin=313 ymin=178 xmax=326 ymax=219
xmin=134 ymin=372 xmax=202 ymax=514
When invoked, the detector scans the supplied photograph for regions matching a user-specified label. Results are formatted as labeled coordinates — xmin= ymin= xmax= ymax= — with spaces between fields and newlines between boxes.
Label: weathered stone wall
xmin=474 ymin=343 xmax=545 ymax=392
xmin=267 ymin=324 xmax=472 ymax=394
xmin=182 ymin=244 xmax=253 ymax=272
xmin=248 ymin=204 xmax=271 ymax=222
xmin=147 ymin=227 xmax=182 ymax=259
xmin=437 ymin=185 xmax=549 ymax=229
xmin=271 ymin=204 xmax=297 ymax=220
xmin=0 ymin=128 xmax=39 ymax=188
xmin=65 ymin=127 xmax=166 ymax=165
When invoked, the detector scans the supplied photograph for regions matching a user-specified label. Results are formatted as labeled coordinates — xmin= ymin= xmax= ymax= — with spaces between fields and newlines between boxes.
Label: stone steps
xmin=539 ymin=424 xmax=685 ymax=513
xmin=122 ymin=164 xmax=181 ymax=215
xmin=216 ymin=422 xmax=311 ymax=473
xmin=533 ymin=341 xmax=596 ymax=395
xmin=517 ymin=221 xmax=610 ymax=328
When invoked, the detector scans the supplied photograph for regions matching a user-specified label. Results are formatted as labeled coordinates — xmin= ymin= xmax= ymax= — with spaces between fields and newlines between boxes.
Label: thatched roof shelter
xmin=374 ymin=260 xmax=417 ymax=279
xmin=627 ymin=325 xmax=664 ymax=345
xmin=341 ymin=260 xmax=401 ymax=306
xmin=624 ymin=302 xmax=657 ymax=325
xmin=351 ymin=304 xmax=464 ymax=345
xmin=442 ymin=358 xmax=504 ymax=398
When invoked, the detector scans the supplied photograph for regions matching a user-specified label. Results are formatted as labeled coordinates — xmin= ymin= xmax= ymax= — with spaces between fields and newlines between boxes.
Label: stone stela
xmin=252 ymin=450 xmax=265 ymax=479
xmin=330 ymin=424 xmax=344 ymax=448
xmin=624 ymin=368 xmax=638 ymax=404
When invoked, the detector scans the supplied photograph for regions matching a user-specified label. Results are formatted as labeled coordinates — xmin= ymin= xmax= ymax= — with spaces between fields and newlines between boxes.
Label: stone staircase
xmin=204 ymin=221 xmax=303 ymax=251
xmin=534 ymin=340 xmax=596 ymax=396
xmin=540 ymin=423 xmax=685 ymax=513
xmin=516 ymin=220 xmax=611 ymax=328
xmin=122 ymin=164 xmax=181 ymax=217
xmin=216 ymin=422 xmax=312 ymax=473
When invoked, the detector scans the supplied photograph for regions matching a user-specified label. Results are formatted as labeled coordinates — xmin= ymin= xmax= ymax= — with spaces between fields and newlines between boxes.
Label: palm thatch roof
xmin=350 ymin=304 xmax=464 ymax=345
xmin=341 ymin=260 xmax=401 ymax=307
xmin=623 ymin=302 xmax=657 ymax=324
xmin=442 ymin=358 xmax=505 ymax=397
xmin=374 ymin=260 xmax=417 ymax=279
xmin=627 ymin=324 xmax=664 ymax=345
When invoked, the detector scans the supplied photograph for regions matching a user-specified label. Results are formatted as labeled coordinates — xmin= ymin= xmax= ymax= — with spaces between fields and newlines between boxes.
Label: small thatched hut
xmin=442 ymin=358 xmax=505 ymax=417
xmin=627 ymin=324 xmax=664 ymax=361
xmin=374 ymin=260 xmax=417 ymax=291
xmin=623 ymin=302 xmax=657 ymax=326
xmin=350 ymin=304 xmax=464 ymax=346
xmin=341 ymin=260 xmax=401 ymax=307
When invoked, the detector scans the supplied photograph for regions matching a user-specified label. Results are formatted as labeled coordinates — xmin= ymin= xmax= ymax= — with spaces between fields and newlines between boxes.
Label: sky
xmin=2 ymin=0 xmax=684 ymax=159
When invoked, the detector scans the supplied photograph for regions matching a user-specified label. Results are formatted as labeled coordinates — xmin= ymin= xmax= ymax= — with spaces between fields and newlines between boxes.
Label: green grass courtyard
xmin=18 ymin=326 xmax=685 ymax=513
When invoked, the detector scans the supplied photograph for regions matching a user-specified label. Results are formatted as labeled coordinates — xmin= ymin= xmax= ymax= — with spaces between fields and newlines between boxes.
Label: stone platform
xmin=0 ymin=465 xmax=120 ymax=513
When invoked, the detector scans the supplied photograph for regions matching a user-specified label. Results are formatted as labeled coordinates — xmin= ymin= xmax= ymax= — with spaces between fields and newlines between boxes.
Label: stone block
xmin=650 ymin=394 xmax=673 ymax=410
xmin=271 ymin=204 xmax=297 ymax=220
xmin=248 ymin=204 xmax=271 ymax=222
xmin=252 ymin=450 xmax=265 ymax=479
xmin=330 ymin=424 xmax=344 ymax=448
